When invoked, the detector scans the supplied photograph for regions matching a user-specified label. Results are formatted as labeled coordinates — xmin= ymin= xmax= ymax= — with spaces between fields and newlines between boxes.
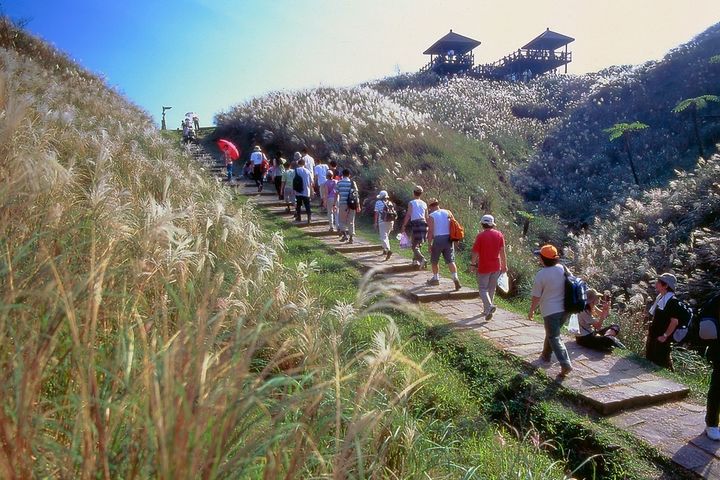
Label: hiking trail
xmin=190 ymin=143 xmax=720 ymax=478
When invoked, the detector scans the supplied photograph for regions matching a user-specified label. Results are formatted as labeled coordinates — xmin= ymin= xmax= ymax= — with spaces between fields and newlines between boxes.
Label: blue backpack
xmin=563 ymin=267 xmax=589 ymax=314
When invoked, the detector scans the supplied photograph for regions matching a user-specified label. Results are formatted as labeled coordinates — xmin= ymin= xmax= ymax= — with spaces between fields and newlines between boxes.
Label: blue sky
xmin=6 ymin=1 xmax=719 ymax=128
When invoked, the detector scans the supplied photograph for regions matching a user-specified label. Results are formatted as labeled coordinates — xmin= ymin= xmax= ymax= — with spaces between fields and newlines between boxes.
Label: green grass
xmin=249 ymin=201 xmax=696 ymax=480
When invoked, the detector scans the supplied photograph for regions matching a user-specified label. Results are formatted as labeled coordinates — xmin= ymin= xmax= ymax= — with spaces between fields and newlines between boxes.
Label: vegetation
xmin=672 ymin=94 xmax=720 ymax=157
xmin=603 ymin=121 xmax=649 ymax=186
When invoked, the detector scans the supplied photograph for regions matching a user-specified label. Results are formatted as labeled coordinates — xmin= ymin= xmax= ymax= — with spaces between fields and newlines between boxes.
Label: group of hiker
xmin=231 ymin=145 xmax=720 ymax=442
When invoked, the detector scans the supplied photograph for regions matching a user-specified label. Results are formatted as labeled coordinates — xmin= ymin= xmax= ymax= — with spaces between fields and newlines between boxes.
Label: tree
xmin=710 ymin=55 xmax=720 ymax=64
xmin=672 ymin=95 xmax=720 ymax=157
xmin=604 ymin=121 xmax=649 ymax=186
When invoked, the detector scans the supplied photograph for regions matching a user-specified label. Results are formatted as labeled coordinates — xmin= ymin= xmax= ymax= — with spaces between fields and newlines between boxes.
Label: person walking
xmin=281 ymin=160 xmax=297 ymax=213
xmin=314 ymin=158 xmax=329 ymax=209
xmin=336 ymin=169 xmax=358 ymax=244
xmin=250 ymin=145 xmax=267 ymax=192
xmin=701 ymin=294 xmax=720 ymax=441
xmin=528 ymin=245 xmax=572 ymax=378
xmin=426 ymin=199 xmax=461 ymax=290
xmin=324 ymin=171 xmax=338 ymax=232
xmin=470 ymin=214 xmax=507 ymax=320
xmin=646 ymin=273 xmax=683 ymax=370
xmin=400 ymin=186 xmax=429 ymax=269
xmin=223 ymin=150 xmax=233 ymax=183
xmin=301 ymin=148 xmax=315 ymax=188
xmin=294 ymin=158 xmax=313 ymax=224
xmin=374 ymin=191 xmax=396 ymax=261
xmin=193 ymin=114 xmax=200 ymax=132
xmin=271 ymin=153 xmax=285 ymax=200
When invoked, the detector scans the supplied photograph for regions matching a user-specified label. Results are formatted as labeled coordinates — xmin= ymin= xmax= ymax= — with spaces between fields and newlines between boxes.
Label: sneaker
xmin=539 ymin=353 xmax=551 ymax=363
xmin=328 ymin=227 xmax=335 ymax=233
xmin=706 ymin=427 xmax=720 ymax=441
xmin=285 ymin=207 xmax=291 ymax=214
xmin=385 ymin=250 xmax=393 ymax=261
xmin=340 ymin=234 xmax=348 ymax=243
xmin=558 ymin=366 xmax=573 ymax=378
xmin=485 ymin=305 xmax=497 ymax=321
xmin=426 ymin=277 xmax=440 ymax=286
xmin=453 ymin=278 xmax=461 ymax=291
xmin=348 ymin=236 xmax=354 ymax=244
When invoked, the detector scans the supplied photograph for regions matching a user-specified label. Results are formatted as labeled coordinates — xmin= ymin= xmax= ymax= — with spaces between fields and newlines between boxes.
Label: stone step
xmin=292 ymin=219 xmax=329 ymax=228
xmin=334 ymin=243 xmax=385 ymax=254
xmin=238 ymin=190 xmax=277 ymax=197
xmin=343 ymin=251 xmax=420 ymax=275
xmin=304 ymin=227 xmax=341 ymax=238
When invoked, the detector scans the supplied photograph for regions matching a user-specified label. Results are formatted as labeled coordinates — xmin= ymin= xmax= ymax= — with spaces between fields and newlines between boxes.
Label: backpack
xmin=292 ymin=169 xmax=304 ymax=193
xmin=563 ymin=267 xmax=589 ymax=314
xmin=449 ymin=214 xmax=465 ymax=242
xmin=382 ymin=200 xmax=398 ymax=222
xmin=347 ymin=182 xmax=360 ymax=210
xmin=673 ymin=295 xmax=716 ymax=345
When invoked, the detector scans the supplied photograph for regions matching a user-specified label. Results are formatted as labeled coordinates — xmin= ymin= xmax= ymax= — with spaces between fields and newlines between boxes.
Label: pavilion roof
xmin=522 ymin=28 xmax=574 ymax=51
xmin=423 ymin=30 xmax=481 ymax=55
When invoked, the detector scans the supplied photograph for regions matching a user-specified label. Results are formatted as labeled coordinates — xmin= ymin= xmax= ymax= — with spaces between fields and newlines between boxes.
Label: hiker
xmin=426 ymin=199 xmax=461 ymax=291
xmin=400 ymin=186 xmax=429 ymax=269
xmin=702 ymin=294 xmax=720 ymax=441
xmin=281 ymin=160 xmax=297 ymax=213
xmin=301 ymin=148 xmax=315 ymax=188
xmin=575 ymin=289 xmax=625 ymax=352
xmin=336 ymin=169 xmax=359 ymax=244
xmin=470 ymin=214 xmax=507 ymax=320
xmin=528 ymin=245 xmax=572 ymax=377
xmin=223 ymin=151 xmax=233 ymax=182
xmin=271 ymin=153 xmax=285 ymax=200
xmin=646 ymin=273 xmax=683 ymax=370
xmin=250 ymin=145 xmax=268 ymax=192
xmin=329 ymin=160 xmax=340 ymax=179
xmin=314 ymin=158 xmax=329 ymax=209
xmin=324 ymin=171 xmax=338 ymax=232
xmin=294 ymin=158 xmax=313 ymax=224
xmin=193 ymin=114 xmax=200 ymax=132
xmin=374 ymin=190 xmax=396 ymax=261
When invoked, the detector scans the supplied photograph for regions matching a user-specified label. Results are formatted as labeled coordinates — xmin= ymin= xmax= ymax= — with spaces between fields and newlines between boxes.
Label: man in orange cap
xmin=528 ymin=244 xmax=572 ymax=377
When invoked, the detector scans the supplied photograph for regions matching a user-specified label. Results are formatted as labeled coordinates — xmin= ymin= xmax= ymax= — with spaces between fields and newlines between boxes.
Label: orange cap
xmin=539 ymin=244 xmax=559 ymax=260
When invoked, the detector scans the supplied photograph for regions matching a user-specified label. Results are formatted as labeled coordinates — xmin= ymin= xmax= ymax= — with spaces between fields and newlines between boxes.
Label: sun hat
xmin=293 ymin=152 xmax=301 ymax=161
xmin=413 ymin=185 xmax=424 ymax=195
xmin=253 ymin=145 xmax=261 ymax=151
xmin=481 ymin=214 xmax=496 ymax=227
xmin=534 ymin=244 xmax=560 ymax=260
xmin=376 ymin=190 xmax=388 ymax=199
xmin=427 ymin=198 xmax=439 ymax=207
xmin=657 ymin=273 xmax=677 ymax=291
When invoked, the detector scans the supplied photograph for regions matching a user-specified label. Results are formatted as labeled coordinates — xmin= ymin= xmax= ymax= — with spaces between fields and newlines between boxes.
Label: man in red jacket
xmin=470 ymin=215 xmax=507 ymax=320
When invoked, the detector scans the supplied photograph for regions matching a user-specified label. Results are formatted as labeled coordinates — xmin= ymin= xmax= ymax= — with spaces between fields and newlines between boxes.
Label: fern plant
xmin=604 ymin=121 xmax=649 ymax=186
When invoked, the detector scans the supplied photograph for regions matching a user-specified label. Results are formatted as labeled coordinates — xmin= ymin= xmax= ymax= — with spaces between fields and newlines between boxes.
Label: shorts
xmin=430 ymin=235 xmax=455 ymax=265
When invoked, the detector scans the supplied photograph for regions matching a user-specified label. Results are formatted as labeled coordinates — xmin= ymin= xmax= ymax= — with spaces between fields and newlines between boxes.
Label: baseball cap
xmin=481 ymin=214 xmax=495 ymax=226
xmin=534 ymin=244 xmax=560 ymax=260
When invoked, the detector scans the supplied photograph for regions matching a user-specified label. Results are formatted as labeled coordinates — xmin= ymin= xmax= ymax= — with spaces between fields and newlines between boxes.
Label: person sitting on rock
xmin=575 ymin=289 xmax=626 ymax=352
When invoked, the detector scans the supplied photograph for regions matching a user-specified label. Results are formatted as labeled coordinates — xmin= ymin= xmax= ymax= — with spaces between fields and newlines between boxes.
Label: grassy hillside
xmin=0 ymin=18 xmax=573 ymax=478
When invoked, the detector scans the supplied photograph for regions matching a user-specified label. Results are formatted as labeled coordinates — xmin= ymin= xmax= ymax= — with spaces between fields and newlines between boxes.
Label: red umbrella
xmin=216 ymin=139 xmax=240 ymax=160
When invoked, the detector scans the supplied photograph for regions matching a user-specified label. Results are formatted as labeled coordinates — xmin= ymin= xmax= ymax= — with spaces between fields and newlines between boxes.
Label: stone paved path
xmin=190 ymin=145 xmax=720 ymax=478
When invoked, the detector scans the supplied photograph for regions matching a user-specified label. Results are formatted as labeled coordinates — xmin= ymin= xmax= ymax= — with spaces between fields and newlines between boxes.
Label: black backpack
xmin=292 ymin=169 xmax=304 ymax=193
xmin=382 ymin=200 xmax=398 ymax=222
xmin=563 ymin=267 xmax=589 ymax=314
xmin=347 ymin=182 xmax=359 ymax=209
xmin=674 ymin=294 xmax=717 ymax=345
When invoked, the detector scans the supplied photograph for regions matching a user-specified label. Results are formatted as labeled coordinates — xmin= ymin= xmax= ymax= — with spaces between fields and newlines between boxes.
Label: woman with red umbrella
xmin=216 ymin=139 xmax=240 ymax=183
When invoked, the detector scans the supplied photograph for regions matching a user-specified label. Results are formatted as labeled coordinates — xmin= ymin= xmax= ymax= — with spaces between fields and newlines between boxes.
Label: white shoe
xmin=706 ymin=427 xmax=720 ymax=441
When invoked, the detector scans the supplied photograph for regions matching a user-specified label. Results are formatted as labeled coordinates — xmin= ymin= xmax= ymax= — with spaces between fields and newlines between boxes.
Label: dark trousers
xmin=295 ymin=196 xmax=311 ymax=221
xmin=576 ymin=329 xmax=619 ymax=352
xmin=253 ymin=165 xmax=264 ymax=188
xmin=646 ymin=335 xmax=673 ymax=370
xmin=707 ymin=347 xmax=720 ymax=427
xmin=274 ymin=176 xmax=283 ymax=199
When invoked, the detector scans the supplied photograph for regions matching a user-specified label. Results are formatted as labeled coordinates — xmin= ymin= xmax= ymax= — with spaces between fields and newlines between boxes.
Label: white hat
xmin=376 ymin=190 xmax=388 ymax=199
xmin=253 ymin=145 xmax=261 ymax=151
xmin=481 ymin=214 xmax=496 ymax=226
xmin=657 ymin=273 xmax=677 ymax=291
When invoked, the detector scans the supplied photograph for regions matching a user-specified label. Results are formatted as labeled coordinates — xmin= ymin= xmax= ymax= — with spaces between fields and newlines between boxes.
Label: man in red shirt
xmin=470 ymin=215 xmax=507 ymax=320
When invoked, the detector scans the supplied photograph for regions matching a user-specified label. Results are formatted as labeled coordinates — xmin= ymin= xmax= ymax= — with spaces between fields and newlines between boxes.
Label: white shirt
xmin=294 ymin=167 xmax=312 ymax=198
xmin=408 ymin=199 xmax=427 ymax=221
xmin=302 ymin=154 xmax=315 ymax=180
xmin=250 ymin=151 xmax=264 ymax=165
xmin=429 ymin=209 xmax=451 ymax=236
xmin=531 ymin=264 xmax=566 ymax=317
xmin=649 ymin=292 xmax=675 ymax=316
xmin=314 ymin=164 xmax=329 ymax=185
xmin=374 ymin=200 xmax=387 ymax=214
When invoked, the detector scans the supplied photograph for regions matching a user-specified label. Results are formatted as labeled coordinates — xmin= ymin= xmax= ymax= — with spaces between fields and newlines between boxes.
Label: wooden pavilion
xmin=420 ymin=30 xmax=481 ymax=75
xmin=474 ymin=28 xmax=574 ymax=80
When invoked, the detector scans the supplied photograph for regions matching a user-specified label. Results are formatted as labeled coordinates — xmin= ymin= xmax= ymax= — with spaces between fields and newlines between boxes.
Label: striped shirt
xmin=336 ymin=178 xmax=353 ymax=204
